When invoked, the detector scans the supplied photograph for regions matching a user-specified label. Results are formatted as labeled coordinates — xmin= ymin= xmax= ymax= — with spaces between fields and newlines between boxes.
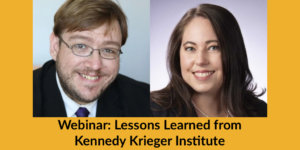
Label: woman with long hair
xmin=151 ymin=4 xmax=267 ymax=117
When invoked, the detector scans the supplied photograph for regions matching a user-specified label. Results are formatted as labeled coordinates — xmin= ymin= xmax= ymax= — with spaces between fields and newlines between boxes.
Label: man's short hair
xmin=53 ymin=0 xmax=128 ymax=45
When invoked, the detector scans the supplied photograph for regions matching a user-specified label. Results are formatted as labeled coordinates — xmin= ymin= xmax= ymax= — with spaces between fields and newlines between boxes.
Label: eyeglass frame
xmin=58 ymin=36 xmax=123 ymax=60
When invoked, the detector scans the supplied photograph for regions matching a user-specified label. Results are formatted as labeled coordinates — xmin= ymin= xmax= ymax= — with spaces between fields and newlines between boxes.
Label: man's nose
xmin=87 ymin=50 xmax=102 ymax=70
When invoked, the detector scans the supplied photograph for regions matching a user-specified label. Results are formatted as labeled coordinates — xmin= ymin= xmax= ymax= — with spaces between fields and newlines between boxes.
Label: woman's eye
xmin=185 ymin=47 xmax=195 ymax=51
xmin=208 ymin=45 xmax=220 ymax=51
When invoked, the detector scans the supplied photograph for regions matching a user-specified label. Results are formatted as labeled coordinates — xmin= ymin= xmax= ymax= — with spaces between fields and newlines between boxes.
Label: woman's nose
xmin=195 ymin=50 xmax=209 ymax=66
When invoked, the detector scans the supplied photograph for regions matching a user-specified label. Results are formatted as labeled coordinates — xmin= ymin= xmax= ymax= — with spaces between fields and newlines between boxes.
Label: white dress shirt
xmin=56 ymin=73 xmax=98 ymax=117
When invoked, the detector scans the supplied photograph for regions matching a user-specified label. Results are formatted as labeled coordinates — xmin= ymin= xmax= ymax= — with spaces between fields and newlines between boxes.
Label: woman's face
xmin=180 ymin=17 xmax=223 ymax=95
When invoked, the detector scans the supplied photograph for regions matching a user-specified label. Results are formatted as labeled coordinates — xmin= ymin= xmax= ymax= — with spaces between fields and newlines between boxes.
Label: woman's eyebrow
xmin=205 ymin=40 xmax=219 ymax=44
xmin=183 ymin=40 xmax=219 ymax=46
xmin=183 ymin=41 xmax=197 ymax=46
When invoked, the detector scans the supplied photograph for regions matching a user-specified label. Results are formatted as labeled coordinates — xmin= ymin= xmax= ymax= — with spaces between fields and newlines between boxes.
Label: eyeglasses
xmin=58 ymin=36 xmax=122 ymax=60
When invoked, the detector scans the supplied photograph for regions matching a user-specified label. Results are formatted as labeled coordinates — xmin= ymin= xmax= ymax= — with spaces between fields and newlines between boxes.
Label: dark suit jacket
xmin=33 ymin=60 xmax=151 ymax=117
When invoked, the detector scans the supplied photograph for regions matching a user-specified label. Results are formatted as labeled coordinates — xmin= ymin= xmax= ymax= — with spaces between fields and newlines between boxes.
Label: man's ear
xmin=50 ymin=32 xmax=60 ymax=61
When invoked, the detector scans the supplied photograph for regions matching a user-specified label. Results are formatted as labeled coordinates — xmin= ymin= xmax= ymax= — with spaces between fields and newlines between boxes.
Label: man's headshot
xmin=33 ymin=0 xmax=151 ymax=117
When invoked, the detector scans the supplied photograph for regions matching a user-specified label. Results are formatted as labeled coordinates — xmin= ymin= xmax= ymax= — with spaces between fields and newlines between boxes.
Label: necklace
xmin=192 ymin=101 xmax=231 ymax=117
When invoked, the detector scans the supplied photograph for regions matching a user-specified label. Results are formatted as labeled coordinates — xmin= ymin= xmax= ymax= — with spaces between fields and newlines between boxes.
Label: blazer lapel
xmin=96 ymin=79 xmax=124 ymax=117
xmin=41 ymin=61 xmax=67 ymax=117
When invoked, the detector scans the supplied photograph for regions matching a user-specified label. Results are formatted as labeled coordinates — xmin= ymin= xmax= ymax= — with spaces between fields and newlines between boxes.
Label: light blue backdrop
xmin=33 ymin=0 xmax=150 ymax=84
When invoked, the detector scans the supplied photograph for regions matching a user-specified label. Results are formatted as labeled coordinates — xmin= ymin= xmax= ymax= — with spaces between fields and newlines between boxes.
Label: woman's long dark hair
xmin=151 ymin=4 xmax=265 ymax=117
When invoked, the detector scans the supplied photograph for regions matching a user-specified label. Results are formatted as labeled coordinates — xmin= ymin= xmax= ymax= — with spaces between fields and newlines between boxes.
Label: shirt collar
xmin=56 ymin=72 xmax=98 ymax=117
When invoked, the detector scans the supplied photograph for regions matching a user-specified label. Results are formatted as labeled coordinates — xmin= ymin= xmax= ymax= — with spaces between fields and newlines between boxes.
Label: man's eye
xmin=74 ymin=44 xmax=87 ymax=49
xmin=208 ymin=46 xmax=220 ymax=51
xmin=185 ymin=47 xmax=195 ymax=51
xmin=103 ymin=49 xmax=116 ymax=54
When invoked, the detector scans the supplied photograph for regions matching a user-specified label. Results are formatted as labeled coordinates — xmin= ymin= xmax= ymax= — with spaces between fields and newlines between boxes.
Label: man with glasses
xmin=33 ymin=0 xmax=151 ymax=117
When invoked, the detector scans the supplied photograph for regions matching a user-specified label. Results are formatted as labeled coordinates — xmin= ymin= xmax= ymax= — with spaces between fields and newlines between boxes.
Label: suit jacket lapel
xmin=96 ymin=78 xmax=124 ymax=117
xmin=41 ymin=60 xmax=67 ymax=117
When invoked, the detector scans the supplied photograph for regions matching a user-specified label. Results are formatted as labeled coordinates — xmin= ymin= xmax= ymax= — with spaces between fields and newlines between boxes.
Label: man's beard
xmin=55 ymin=63 xmax=116 ymax=104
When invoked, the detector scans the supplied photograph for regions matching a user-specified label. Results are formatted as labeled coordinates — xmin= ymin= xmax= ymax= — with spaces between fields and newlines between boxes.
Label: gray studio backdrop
xmin=33 ymin=0 xmax=150 ymax=84
xmin=150 ymin=0 xmax=267 ymax=102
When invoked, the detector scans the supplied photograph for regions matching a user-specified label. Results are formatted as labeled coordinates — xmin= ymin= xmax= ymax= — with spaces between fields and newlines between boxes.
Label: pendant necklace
xmin=192 ymin=100 xmax=231 ymax=117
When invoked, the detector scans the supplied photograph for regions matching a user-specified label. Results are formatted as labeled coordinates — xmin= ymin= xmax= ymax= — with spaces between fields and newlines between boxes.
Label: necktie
xmin=75 ymin=107 xmax=90 ymax=117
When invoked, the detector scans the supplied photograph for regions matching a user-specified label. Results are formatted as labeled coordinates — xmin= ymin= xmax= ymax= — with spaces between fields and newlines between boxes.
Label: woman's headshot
xmin=150 ymin=2 xmax=267 ymax=117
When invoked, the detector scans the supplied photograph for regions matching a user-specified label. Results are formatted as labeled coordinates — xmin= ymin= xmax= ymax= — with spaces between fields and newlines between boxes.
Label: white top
xmin=56 ymin=73 xmax=98 ymax=117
